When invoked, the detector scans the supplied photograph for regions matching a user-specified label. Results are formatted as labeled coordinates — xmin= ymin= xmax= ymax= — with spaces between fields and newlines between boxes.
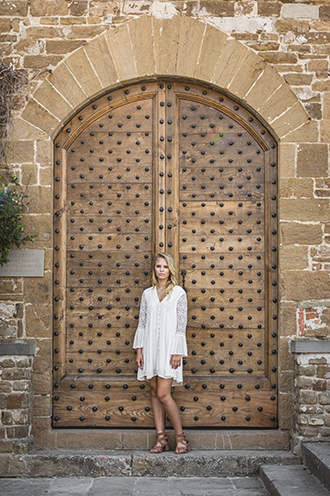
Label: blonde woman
xmin=133 ymin=253 xmax=189 ymax=454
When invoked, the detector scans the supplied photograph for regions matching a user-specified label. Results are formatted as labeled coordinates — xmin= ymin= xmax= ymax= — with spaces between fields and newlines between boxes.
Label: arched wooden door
xmin=53 ymin=81 xmax=278 ymax=428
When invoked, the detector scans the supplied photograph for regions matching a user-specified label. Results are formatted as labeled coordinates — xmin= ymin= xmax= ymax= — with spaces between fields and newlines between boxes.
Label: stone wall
xmin=0 ymin=354 xmax=34 ymax=454
xmin=0 ymin=0 xmax=330 ymax=453
xmin=292 ymin=347 xmax=330 ymax=453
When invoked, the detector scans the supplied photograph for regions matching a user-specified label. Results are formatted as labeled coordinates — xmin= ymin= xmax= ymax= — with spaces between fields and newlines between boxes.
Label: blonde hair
xmin=152 ymin=252 xmax=178 ymax=297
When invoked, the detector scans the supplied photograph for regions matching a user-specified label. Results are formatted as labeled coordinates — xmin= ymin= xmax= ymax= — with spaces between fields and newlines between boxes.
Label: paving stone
xmin=88 ymin=477 xmax=136 ymax=496
xmin=260 ymin=464 xmax=329 ymax=496
xmin=47 ymin=477 xmax=93 ymax=495
xmin=0 ymin=478 xmax=52 ymax=496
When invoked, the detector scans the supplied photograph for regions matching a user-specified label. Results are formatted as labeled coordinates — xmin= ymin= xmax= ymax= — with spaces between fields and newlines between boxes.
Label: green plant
xmin=0 ymin=171 xmax=37 ymax=266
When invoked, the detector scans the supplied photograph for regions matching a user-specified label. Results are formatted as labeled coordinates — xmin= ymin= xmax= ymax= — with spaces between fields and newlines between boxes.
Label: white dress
xmin=133 ymin=285 xmax=188 ymax=386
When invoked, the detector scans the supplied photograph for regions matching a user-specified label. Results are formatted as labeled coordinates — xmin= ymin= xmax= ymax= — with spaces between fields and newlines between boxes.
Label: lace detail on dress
xmin=176 ymin=292 xmax=187 ymax=336
xmin=133 ymin=290 xmax=147 ymax=349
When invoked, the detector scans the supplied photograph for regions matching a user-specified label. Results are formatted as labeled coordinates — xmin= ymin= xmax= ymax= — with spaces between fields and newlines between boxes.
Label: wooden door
xmin=53 ymin=82 xmax=278 ymax=428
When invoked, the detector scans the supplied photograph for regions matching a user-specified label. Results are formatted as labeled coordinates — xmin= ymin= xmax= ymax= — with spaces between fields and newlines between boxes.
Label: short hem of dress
xmin=137 ymin=374 xmax=183 ymax=387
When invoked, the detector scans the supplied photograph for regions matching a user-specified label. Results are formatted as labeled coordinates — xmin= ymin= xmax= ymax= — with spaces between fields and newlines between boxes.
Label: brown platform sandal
xmin=175 ymin=432 xmax=189 ymax=454
xmin=150 ymin=431 xmax=170 ymax=453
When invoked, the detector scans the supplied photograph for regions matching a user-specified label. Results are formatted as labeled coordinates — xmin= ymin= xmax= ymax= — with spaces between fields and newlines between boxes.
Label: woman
xmin=133 ymin=252 xmax=189 ymax=454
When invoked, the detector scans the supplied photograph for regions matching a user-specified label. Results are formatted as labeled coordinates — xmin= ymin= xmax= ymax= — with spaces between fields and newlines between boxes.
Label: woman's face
xmin=154 ymin=257 xmax=170 ymax=283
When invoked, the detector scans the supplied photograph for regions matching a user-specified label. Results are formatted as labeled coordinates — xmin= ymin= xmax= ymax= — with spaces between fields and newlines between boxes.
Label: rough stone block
xmin=0 ymin=1 xmax=27 ymax=15
xmin=299 ymin=390 xmax=317 ymax=405
xmin=23 ymin=55 xmax=63 ymax=70
xmin=6 ymin=141 xmax=34 ymax=165
xmin=280 ymin=178 xmax=313 ymax=199
xmin=33 ymin=395 xmax=52 ymax=416
xmin=282 ymin=271 xmax=330 ymax=302
xmin=129 ymin=16 xmax=155 ymax=77
xmin=25 ymin=303 xmax=51 ymax=338
xmin=70 ymin=0 xmax=88 ymax=16
xmin=280 ymin=245 xmax=309 ymax=270
xmin=106 ymin=24 xmax=138 ymax=81
xmin=279 ymin=302 xmax=296 ymax=337
xmin=297 ymin=144 xmax=328 ymax=177
xmin=280 ymin=222 xmax=323 ymax=245
xmin=30 ymin=0 xmax=68 ymax=16
xmin=280 ymin=199 xmax=330 ymax=222
xmin=84 ymin=34 xmax=118 ymax=89
xmin=24 ymin=272 xmax=51 ymax=305
xmin=65 ymin=48 xmax=102 ymax=99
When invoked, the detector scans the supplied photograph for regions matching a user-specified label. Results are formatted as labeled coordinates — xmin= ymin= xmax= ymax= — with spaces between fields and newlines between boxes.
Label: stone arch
xmin=21 ymin=15 xmax=309 ymax=142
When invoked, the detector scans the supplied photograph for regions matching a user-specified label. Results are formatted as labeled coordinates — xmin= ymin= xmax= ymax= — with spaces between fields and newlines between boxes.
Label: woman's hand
xmin=170 ymin=354 xmax=181 ymax=369
xmin=136 ymin=348 xmax=144 ymax=369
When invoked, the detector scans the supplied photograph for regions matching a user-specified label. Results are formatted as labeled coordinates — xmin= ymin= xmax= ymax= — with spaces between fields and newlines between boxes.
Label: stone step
xmin=0 ymin=450 xmax=300 ymax=478
xmin=302 ymin=443 xmax=330 ymax=492
xmin=260 ymin=465 xmax=330 ymax=496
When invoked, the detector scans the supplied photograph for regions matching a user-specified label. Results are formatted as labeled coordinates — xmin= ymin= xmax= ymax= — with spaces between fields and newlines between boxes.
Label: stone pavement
xmin=0 ymin=476 xmax=269 ymax=496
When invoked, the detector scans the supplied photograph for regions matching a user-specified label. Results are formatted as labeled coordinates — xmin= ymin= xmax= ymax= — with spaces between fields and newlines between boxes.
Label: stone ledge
xmin=0 ymin=450 xmax=300 ymax=478
xmin=0 ymin=343 xmax=36 ymax=356
xmin=291 ymin=340 xmax=330 ymax=354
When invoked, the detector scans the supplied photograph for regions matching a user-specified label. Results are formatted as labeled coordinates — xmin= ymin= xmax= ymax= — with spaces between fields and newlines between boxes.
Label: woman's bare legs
xmin=149 ymin=376 xmax=165 ymax=434
xmin=155 ymin=377 xmax=183 ymax=436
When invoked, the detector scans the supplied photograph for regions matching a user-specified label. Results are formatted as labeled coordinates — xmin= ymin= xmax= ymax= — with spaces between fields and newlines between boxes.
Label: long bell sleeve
xmin=133 ymin=290 xmax=147 ymax=349
xmin=170 ymin=291 xmax=188 ymax=357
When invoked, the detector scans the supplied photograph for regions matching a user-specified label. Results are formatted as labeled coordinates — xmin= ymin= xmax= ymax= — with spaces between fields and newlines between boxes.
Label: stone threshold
xmin=43 ymin=428 xmax=291 ymax=451
xmin=0 ymin=449 xmax=300 ymax=478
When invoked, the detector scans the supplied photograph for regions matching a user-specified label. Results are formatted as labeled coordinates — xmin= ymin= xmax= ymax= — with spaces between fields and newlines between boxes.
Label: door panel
xmin=53 ymin=82 xmax=278 ymax=428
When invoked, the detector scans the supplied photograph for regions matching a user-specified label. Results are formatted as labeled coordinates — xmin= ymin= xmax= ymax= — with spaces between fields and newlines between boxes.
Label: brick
xmin=1 ymin=411 xmax=13 ymax=425
xmin=0 ymin=440 xmax=14 ymax=453
xmin=2 ymin=369 xmax=30 ymax=381
xmin=70 ymin=0 xmax=88 ymax=15
xmin=46 ymin=39 xmax=86 ymax=54
xmin=0 ymin=381 xmax=12 ymax=393
xmin=280 ymin=223 xmax=323 ymax=245
xmin=22 ymin=99 xmax=59 ymax=136
xmin=152 ymin=16 xmax=181 ymax=77
xmin=6 ymin=426 xmax=29 ymax=439
xmin=0 ymin=1 xmax=27 ymax=15
xmin=65 ymin=45 xmax=102 ymax=98
xmin=280 ymin=245 xmax=309 ymax=270
xmin=84 ymin=34 xmax=118 ymax=89
xmin=30 ymin=0 xmax=68 ymax=16
xmin=282 ymin=4 xmax=319 ymax=20
xmin=297 ymin=144 xmax=328 ymax=177
xmin=299 ymin=365 xmax=317 ymax=377
xmin=33 ymin=79 xmax=72 ymax=121
xmin=299 ymin=390 xmax=317 ymax=405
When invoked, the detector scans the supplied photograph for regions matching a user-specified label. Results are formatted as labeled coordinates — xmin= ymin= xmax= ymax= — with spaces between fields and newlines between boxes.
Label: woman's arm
xmin=170 ymin=291 xmax=188 ymax=367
